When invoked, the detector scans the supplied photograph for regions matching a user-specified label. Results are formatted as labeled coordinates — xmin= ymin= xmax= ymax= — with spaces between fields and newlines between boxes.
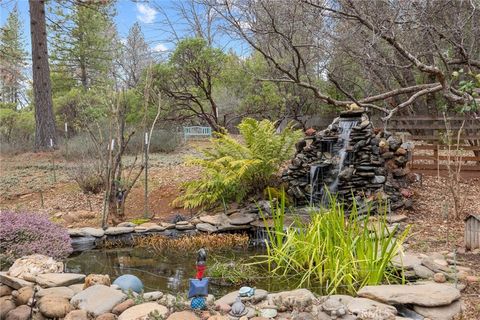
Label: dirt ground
xmin=1 ymin=140 xmax=479 ymax=317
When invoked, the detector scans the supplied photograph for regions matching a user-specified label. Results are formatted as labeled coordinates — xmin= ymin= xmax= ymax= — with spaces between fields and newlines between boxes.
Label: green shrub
xmin=174 ymin=118 xmax=302 ymax=209
xmin=257 ymin=192 xmax=410 ymax=295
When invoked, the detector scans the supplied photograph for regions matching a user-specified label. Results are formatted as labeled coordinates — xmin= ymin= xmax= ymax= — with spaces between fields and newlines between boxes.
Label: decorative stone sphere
xmin=113 ymin=275 xmax=144 ymax=293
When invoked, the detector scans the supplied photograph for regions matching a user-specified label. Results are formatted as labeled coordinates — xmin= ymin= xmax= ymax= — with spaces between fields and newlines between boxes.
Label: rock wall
xmin=282 ymin=110 xmax=413 ymax=210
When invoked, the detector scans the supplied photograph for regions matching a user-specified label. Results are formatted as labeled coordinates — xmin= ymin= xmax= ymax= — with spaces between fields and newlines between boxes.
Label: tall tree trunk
xmin=29 ymin=0 xmax=57 ymax=150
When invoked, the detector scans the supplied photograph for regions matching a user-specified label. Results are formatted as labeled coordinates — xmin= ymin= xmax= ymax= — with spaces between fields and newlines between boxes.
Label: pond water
xmin=66 ymin=247 xmax=311 ymax=297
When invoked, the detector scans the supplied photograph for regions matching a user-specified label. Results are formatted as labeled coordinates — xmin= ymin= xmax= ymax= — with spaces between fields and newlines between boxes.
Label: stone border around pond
xmin=68 ymin=209 xmax=276 ymax=252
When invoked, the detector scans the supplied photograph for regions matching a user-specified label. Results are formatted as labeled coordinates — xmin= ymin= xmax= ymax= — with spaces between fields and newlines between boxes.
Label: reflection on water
xmin=66 ymin=247 xmax=259 ymax=296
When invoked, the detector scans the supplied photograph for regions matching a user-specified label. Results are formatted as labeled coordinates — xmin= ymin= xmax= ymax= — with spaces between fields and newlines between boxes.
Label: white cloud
xmin=136 ymin=4 xmax=157 ymax=24
xmin=153 ymin=43 xmax=168 ymax=52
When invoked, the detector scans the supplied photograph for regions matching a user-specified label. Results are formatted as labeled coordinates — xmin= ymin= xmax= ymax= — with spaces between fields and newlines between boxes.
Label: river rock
xmin=64 ymin=310 xmax=89 ymax=320
xmin=434 ymin=273 xmax=446 ymax=283
xmin=36 ymin=287 xmax=75 ymax=300
xmin=346 ymin=297 xmax=397 ymax=316
xmin=135 ymin=223 xmax=165 ymax=232
xmin=160 ymin=222 xmax=175 ymax=229
xmin=38 ymin=295 xmax=73 ymax=318
xmin=228 ymin=213 xmax=255 ymax=225
xmin=12 ymin=287 xmax=33 ymax=305
xmin=216 ymin=223 xmax=251 ymax=232
xmin=118 ymin=302 xmax=168 ymax=320
xmin=175 ymin=223 xmax=195 ymax=230
xmin=82 ymin=228 xmax=105 ymax=238
xmin=0 ymin=296 xmax=16 ymax=319
xmin=413 ymin=300 xmax=462 ymax=320
xmin=392 ymin=252 xmax=422 ymax=270
xmin=215 ymin=289 xmax=268 ymax=307
xmin=142 ymin=291 xmax=163 ymax=301
xmin=35 ymin=273 xmax=85 ymax=288
xmin=270 ymin=289 xmax=315 ymax=311
xmin=7 ymin=255 xmax=63 ymax=281
xmin=0 ymin=284 xmax=12 ymax=297
xmin=70 ymin=236 xmax=97 ymax=252
xmin=357 ymin=283 xmax=460 ymax=307
xmin=5 ymin=305 xmax=31 ymax=320
xmin=196 ymin=223 xmax=218 ymax=233
xmin=70 ymin=284 xmax=126 ymax=316
xmin=96 ymin=313 xmax=116 ymax=320
xmin=68 ymin=284 xmax=84 ymax=294
xmin=112 ymin=299 xmax=135 ymax=315
xmin=199 ymin=214 xmax=230 ymax=226
xmin=0 ymin=273 xmax=34 ymax=290
xmin=413 ymin=265 xmax=435 ymax=279
xmin=166 ymin=311 xmax=200 ymax=320
xmin=104 ymin=227 xmax=134 ymax=235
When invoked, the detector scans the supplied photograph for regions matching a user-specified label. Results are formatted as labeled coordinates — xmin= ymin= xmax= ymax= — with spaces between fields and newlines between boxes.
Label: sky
xmin=0 ymin=0 xmax=247 ymax=57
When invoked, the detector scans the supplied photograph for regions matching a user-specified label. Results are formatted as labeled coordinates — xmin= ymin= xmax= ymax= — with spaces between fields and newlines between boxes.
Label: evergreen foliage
xmin=0 ymin=5 xmax=27 ymax=106
xmin=174 ymin=118 xmax=302 ymax=209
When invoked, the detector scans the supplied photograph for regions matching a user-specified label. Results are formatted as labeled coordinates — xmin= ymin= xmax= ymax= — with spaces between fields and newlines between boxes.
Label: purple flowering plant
xmin=0 ymin=211 xmax=72 ymax=263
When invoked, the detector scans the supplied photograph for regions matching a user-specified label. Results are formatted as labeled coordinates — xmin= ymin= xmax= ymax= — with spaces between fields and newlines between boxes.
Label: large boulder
xmin=117 ymin=302 xmax=168 ymax=320
xmin=70 ymin=285 xmax=126 ymax=317
xmin=11 ymin=287 xmax=33 ymax=306
xmin=413 ymin=300 xmax=462 ymax=320
xmin=37 ymin=287 xmax=75 ymax=300
xmin=357 ymin=283 xmax=460 ymax=307
xmin=346 ymin=297 xmax=397 ymax=317
xmin=0 ymin=284 xmax=12 ymax=297
xmin=269 ymin=289 xmax=315 ymax=311
xmin=7 ymin=255 xmax=63 ymax=281
xmin=0 ymin=296 xmax=16 ymax=319
xmin=215 ymin=289 xmax=268 ymax=306
xmin=38 ymin=295 xmax=73 ymax=318
xmin=64 ymin=310 xmax=89 ymax=320
xmin=104 ymin=227 xmax=134 ymax=235
xmin=0 ymin=273 xmax=34 ymax=290
xmin=5 ymin=305 xmax=31 ymax=320
xmin=35 ymin=273 xmax=85 ymax=288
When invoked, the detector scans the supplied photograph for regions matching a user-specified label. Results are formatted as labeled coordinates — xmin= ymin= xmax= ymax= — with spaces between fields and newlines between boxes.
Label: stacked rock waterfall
xmin=282 ymin=110 xmax=412 ymax=210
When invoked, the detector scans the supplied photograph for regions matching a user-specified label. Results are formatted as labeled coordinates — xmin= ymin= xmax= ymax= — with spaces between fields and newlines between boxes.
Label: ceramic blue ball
xmin=113 ymin=274 xmax=144 ymax=293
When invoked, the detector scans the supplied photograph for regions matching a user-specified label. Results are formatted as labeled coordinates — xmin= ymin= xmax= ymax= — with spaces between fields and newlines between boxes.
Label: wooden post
xmin=144 ymin=132 xmax=149 ymax=218
xmin=64 ymin=122 xmax=69 ymax=158
xmin=102 ymin=139 xmax=114 ymax=229
xmin=50 ymin=138 xmax=56 ymax=183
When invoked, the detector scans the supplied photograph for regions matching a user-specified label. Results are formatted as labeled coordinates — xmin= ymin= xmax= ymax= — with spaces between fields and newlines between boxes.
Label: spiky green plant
xmin=174 ymin=118 xmax=302 ymax=209
xmin=256 ymin=192 xmax=410 ymax=295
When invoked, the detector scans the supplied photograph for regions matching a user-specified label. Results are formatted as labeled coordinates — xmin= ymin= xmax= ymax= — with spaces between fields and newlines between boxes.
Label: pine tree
xmin=49 ymin=1 xmax=116 ymax=90
xmin=119 ymin=22 xmax=153 ymax=88
xmin=29 ymin=0 xmax=57 ymax=150
xmin=0 ymin=4 xmax=27 ymax=106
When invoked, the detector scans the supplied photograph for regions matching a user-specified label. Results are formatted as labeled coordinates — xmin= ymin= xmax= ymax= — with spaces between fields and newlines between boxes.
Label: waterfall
xmin=309 ymin=165 xmax=320 ymax=206
xmin=329 ymin=119 xmax=358 ymax=193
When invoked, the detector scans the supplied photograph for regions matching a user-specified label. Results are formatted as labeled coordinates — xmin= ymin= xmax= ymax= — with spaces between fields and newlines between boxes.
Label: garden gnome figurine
xmin=196 ymin=248 xmax=207 ymax=279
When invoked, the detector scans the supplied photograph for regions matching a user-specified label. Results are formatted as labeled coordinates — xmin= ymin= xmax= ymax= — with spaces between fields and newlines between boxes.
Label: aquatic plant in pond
xmin=257 ymin=193 xmax=410 ymax=295
xmin=133 ymin=233 xmax=249 ymax=253
xmin=209 ymin=257 xmax=261 ymax=286
xmin=0 ymin=211 xmax=72 ymax=264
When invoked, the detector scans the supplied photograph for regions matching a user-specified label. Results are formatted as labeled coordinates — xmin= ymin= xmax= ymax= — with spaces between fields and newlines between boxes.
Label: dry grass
xmin=133 ymin=233 xmax=249 ymax=253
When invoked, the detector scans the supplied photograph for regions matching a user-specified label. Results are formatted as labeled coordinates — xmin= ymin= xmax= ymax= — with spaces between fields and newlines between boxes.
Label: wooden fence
xmin=386 ymin=115 xmax=480 ymax=171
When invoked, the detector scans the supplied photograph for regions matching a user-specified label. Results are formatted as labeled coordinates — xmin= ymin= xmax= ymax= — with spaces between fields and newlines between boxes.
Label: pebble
xmin=433 ymin=273 xmax=446 ymax=283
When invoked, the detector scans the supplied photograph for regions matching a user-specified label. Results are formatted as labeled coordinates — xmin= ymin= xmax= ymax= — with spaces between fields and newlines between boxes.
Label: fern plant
xmin=174 ymin=118 xmax=302 ymax=209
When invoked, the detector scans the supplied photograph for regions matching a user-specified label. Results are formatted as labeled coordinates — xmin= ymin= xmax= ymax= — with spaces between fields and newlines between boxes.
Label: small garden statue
xmin=189 ymin=248 xmax=208 ymax=310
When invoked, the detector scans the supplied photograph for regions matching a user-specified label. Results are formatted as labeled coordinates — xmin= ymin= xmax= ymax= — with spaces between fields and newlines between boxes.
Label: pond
xmin=65 ymin=246 xmax=314 ymax=297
